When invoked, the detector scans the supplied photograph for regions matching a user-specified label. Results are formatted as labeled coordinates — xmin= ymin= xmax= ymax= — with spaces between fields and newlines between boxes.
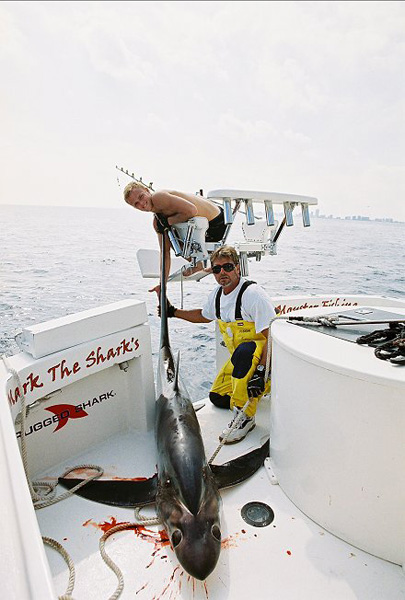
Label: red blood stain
xmin=221 ymin=532 xmax=241 ymax=549
xmin=83 ymin=517 xmax=170 ymax=550
xmin=111 ymin=476 xmax=149 ymax=481
xmin=186 ymin=575 xmax=196 ymax=594
xmin=66 ymin=467 xmax=100 ymax=478
xmin=82 ymin=518 xmax=93 ymax=527
xmin=158 ymin=565 xmax=181 ymax=597
xmin=82 ymin=518 xmax=219 ymax=598
xmin=140 ymin=562 xmax=211 ymax=598
xmin=136 ymin=582 xmax=148 ymax=595
xmin=83 ymin=516 xmax=122 ymax=533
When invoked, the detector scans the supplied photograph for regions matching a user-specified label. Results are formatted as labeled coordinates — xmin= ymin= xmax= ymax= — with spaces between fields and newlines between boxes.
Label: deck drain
xmin=241 ymin=502 xmax=274 ymax=527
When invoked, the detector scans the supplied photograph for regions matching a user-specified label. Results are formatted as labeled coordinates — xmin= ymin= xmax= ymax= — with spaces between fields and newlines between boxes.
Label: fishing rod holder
xmin=264 ymin=200 xmax=275 ymax=226
xmin=207 ymin=189 xmax=318 ymax=276
xmin=181 ymin=222 xmax=196 ymax=259
xmin=167 ymin=230 xmax=183 ymax=257
xmin=239 ymin=252 xmax=249 ymax=277
xmin=284 ymin=202 xmax=295 ymax=227
xmin=301 ymin=203 xmax=311 ymax=227
xmin=244 ymin=200 xmax=255 ymax=225
xmin=166 ymin=218 xmax=210 ymax=267
xmin=223 ymin=198 xmax=234 ymax=225
xmin=282 ymin=201 xmax=311 ymax=228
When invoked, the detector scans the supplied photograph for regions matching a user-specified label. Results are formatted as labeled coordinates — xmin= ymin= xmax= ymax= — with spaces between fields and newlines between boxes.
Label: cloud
xmin=0 ymin=5 xmax=29 ymax=63
xmin=218 ymin=113 xmax=277 ymax=141
xmin=0 ymin=1 xmax=404 ymax=220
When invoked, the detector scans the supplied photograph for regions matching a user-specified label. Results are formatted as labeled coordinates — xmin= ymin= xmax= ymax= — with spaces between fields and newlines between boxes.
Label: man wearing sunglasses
xmin=166 ymin=245 xmax=276 ymax=443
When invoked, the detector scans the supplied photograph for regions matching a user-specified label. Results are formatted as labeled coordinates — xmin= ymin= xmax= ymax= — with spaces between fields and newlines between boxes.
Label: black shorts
xmin=205 ymin=208 xmax=227 ymax=243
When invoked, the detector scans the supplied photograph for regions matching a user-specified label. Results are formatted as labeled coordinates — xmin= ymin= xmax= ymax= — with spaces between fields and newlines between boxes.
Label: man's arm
xmin=172 ymin=307 xmax=211 ymax=324
xmin=258 ymin=328 xmax=271 ymax=367
xmin=247 ymin=328 xmax=271 ymax=398
xmin=153 ymin=191 xmax=198 ymax=225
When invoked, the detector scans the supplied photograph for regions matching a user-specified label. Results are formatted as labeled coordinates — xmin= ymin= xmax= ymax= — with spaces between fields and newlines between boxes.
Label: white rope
xmin=134 ymin=505 xmax=161 ymax=526
xmin=99 ymin=524 xmax=131 ymax=600
xmin=265 ymin=315 xmax=278 ymax=383
xmin=98 ymin=505 xmax=162 ymax=600
xmin=209 ymin=398 xmax=251 ymax=464
xmin=42 ymin=536 xmax=76 ymax=600
xmin=33 ymin=464 xmax=104 ymax=510
xmin=180 ymin=267 xmax=184 ymax=309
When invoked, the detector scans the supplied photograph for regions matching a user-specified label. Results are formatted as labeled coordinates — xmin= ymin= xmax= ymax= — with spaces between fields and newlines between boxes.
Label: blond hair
xmin=210 ymin=245 xmax=239 ymax=265
xmin=123 ymin=181 xmax=150 ymax=202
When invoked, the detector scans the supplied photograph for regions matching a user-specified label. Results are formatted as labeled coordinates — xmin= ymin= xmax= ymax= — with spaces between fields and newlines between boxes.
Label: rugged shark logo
xmin=45 ymin=404 xmax=89 ymax=432
xmin=16 ymin=390 xmax=116 ymax=438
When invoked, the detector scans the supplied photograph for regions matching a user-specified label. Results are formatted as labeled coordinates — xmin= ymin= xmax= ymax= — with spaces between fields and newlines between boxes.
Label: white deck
xmin=36 ymin=397 xmax=405 ymax=600
xmin=2 ymin=296 xmax=405 ymax=599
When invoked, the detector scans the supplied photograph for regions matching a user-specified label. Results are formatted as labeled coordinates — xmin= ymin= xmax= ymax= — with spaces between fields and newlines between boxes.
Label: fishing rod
xmin=330 ymin=319 xmax=405 ymax=327
xmin=115 ymin=166 xmax=154 ymax=191
xmin=289 ymin=316 xmax=405 ymax=328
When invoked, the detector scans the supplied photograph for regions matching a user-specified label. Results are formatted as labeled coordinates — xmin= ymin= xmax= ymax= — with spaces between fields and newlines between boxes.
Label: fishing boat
xmin=1 ymin=188 xmax=404 ymax=599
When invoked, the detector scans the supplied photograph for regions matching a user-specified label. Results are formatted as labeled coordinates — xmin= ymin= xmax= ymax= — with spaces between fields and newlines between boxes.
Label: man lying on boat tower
xmin=124 ymin=181 xmax=227 ymax=293
xmin=158 ymin=245 xmax=276 ymax=444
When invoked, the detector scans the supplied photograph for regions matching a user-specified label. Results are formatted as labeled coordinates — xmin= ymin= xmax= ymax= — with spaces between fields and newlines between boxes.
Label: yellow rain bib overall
xmin=210 ymin=281 xmax=270 ymax=418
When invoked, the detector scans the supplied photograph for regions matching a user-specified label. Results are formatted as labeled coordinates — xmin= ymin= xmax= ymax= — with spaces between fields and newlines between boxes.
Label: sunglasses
xmin=212 ymin=263 xmax=236 ymax=274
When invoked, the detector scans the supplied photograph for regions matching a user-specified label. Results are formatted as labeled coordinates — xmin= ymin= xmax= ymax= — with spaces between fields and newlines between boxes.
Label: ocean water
xmin=1 ymin=204 xmax=404 ymax=399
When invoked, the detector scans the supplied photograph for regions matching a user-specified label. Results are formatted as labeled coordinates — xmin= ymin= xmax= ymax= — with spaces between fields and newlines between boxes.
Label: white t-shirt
xmin=202 ymin=278 xmax=276 ymax=333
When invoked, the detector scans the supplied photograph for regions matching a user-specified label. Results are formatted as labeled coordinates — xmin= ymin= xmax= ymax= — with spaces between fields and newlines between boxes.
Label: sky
xmin=1 ymin=1 xmax=404 ymax=220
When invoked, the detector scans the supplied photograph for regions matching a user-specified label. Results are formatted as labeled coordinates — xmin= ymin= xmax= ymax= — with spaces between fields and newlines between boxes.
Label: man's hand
xmin=149 ymin=284 xmax=161 ymax=296
xmin=157 ymin=299 xmax=177 ymax=318
xmin=154 ymin=213 xmax=170 ymax=234
xmin=247 ymin=365 xmax=266 ymax=397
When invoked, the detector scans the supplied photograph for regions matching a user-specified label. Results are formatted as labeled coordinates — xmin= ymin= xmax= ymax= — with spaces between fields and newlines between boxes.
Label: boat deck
xmin=36 ymin=397 xmax=405 ymax=600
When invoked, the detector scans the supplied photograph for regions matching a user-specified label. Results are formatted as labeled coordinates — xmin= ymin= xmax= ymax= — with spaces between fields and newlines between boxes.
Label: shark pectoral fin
xmin=58 ymin=474 xmax=158 ymax=508
xmin=210 ymin=438 xmax=270 ymax=489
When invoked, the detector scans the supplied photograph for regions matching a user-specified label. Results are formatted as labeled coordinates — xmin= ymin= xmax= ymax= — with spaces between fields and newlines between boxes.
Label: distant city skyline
xmin=310 ymin=209 xmax=402 ymax=223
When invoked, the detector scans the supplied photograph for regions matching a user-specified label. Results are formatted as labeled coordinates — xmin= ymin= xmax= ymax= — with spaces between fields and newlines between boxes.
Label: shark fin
xmin=58 ymin=440 xmax=269 ymax=508
xmin=210 ymin=438 xmax=269 ymax=489
xmin=174 ymin=350 xmax=181 ymax=391
xmin=58 ymin=474 xmax=158 ymax=508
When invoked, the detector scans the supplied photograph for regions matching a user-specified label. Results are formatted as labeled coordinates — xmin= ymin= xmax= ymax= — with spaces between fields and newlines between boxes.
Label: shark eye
xmin=212 ymin=525 xmax=221 ymax=542
xmin=171 ymin=530 xmax=182 ymax=548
